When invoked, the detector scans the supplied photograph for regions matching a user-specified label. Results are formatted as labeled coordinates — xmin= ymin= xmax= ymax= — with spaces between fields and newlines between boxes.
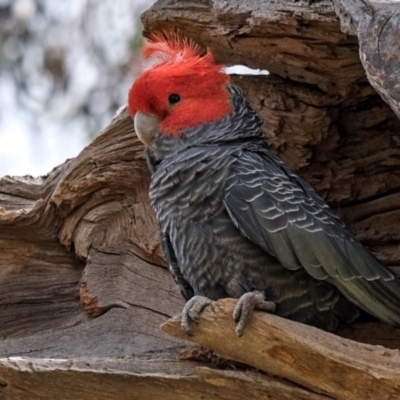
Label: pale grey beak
xmin=134 ymin=111 xmax=160 ymax=146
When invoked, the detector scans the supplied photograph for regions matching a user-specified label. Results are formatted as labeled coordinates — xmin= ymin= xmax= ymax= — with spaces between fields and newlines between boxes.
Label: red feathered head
xmin=128 ymin=32 xmax=232 ymax=138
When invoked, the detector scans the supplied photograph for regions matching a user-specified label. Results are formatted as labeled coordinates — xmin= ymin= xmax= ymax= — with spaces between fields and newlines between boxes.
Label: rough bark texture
xmin=1 ymin=0 xmax=400 ymax=399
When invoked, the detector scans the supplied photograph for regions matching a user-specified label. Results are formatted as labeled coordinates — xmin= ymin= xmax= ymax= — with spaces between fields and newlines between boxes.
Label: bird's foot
xmin=233 ymin=291 xmax=276 ymax=337
xmin=181 ymin=295 xmax=213 ymax=335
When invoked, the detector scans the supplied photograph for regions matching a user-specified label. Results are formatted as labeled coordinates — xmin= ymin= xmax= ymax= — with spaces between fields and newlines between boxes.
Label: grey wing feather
xmin=161 ymin=232 xmax=194 ymax=300
xmin=224 ymin=148 xmax=400 ymax=326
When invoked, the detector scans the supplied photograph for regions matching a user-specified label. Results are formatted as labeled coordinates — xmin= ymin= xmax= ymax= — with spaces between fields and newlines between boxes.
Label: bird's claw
xmin=233 ymin=291 xmax=276 ymax=337
xmin=181 ymin=295 xmax=213 ymax=335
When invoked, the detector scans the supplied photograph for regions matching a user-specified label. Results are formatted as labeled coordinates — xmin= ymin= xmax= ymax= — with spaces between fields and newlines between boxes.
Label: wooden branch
xmin=162 ymin=299 xmax=400 ymax=400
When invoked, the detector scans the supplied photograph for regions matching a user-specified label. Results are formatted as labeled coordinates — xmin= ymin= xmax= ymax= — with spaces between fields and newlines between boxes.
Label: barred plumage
xmin=129 ymin=34 xmax=400 ymax=334
xmin=144 ymin=85 xmax=400 ymax=331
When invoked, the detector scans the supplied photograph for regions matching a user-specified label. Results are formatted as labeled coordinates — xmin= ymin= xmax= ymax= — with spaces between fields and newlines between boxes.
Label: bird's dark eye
xmin=168 ymin=93 xmax=181 ymax=104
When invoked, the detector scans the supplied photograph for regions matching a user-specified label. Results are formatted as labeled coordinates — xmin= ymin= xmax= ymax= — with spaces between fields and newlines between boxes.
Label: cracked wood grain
xmin=162 ymin=298 xmax=400 ymax=400
xmin=0 ymin=357 xmax=330 ymax=400
xmin=332 ymin=0 xmax=400 ymax=119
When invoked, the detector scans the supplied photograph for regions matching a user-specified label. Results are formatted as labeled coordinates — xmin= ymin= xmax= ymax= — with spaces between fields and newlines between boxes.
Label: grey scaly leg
xmin=233 ymin=291 xmax=276 ymax=336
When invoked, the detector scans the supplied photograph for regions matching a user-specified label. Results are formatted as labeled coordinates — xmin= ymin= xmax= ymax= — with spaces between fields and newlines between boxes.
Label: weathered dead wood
xmin=0 ymin=358 xmax=330 ymax=400
xmin=142 ymin=0 xmax=365 ymax=95
xmin=333 ymin=0 xmax=400 ymax=119
xmin=162 ymin=298 xmax=400 ymax=400
xmin=0 ymin=0 xmax=400 ymax=398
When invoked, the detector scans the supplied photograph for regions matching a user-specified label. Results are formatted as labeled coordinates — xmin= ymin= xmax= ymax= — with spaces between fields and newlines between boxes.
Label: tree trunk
xmin=1 ymin=1 xmax=400 ymax=399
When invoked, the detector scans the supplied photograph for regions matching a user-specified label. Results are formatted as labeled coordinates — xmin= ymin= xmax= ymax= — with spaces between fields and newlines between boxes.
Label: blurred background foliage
xmin=0 ymin=0 xmax=155 ymax=176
